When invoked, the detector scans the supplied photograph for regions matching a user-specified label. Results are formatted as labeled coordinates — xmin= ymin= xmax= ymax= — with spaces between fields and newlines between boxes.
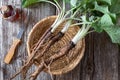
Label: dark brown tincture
xmin=0 ymin=5 xmax=20 ymax=22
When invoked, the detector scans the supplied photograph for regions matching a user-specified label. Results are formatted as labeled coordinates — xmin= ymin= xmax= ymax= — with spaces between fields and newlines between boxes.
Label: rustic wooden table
xmin=0 ymin=0 xmax=119 ymax=80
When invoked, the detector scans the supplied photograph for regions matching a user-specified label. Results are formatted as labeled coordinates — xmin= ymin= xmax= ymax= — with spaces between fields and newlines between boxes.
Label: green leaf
xmin=92 ymin=14 xmax=114 ymax=33
xmin=92 ymin=21 xmax=103 ymax=33
xmin=100 ymin=14 xmax=114 ymax=27
xmin=22 ymin=0 xmax=47 ymax=7
xmin=103 ymin=25 xmax=120 ymax=44
xmin=70 ymin=0 xmax=78 ymax=7
xmin=94 ymin=1 xmax=109 ymax=14
xmin=109 ymin=13 xmax=116 ymax=24
xmin=99 ymin=14 xmax=120 ymax=44
xmin=22 ymin=0 xmax=27 ymax=5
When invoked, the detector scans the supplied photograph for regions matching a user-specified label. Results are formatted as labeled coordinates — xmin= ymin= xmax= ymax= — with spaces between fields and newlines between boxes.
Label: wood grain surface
xmin=0 ymin=0 xmax=119 ymax=80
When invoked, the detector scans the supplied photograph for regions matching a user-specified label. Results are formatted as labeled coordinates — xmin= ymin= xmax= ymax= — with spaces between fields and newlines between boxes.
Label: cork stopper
xmin=0 ymin=5 xmax=14 ymax=18
xmin=1 ymin=6 xmax=9 ymax=14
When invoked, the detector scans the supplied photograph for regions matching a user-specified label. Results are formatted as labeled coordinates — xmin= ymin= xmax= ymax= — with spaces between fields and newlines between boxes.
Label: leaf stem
xmin=72 ymin=24 xmax=91 ymax=44
xmin=71 ymin=22 xmax=92 ymax=27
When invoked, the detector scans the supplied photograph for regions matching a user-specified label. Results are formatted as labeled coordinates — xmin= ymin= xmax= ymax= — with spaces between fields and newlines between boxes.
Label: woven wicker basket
xmin=27 ymin=16 xmax=85 ymax=75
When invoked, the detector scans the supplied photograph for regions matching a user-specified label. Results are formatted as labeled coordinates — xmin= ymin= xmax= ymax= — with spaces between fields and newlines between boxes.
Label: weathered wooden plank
xmin=119 ymin=47 xmax=120 ymax=80
xmin=78 ymin=33 xmax=95 ymax=80
xmin=93 ymin=33 xmax=118 ymax=80
xmin=0 ymin=1 xmax=4 ymax=80
xmin=78 ymin=32 xmax=119 ymax=80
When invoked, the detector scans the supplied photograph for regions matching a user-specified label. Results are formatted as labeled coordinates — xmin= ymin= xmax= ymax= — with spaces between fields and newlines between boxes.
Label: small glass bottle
xmin=0 ymin=5 xmax=20 ymax=22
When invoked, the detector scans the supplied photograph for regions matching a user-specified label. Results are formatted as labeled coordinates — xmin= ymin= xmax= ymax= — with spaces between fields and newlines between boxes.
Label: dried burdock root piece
xmin=32 ymin=27 xmax=52 ymax=51
xmin=30 ymin=62 xmax=45 ymax=80
xmin=30 ymin=41 xmax=75 ymax=80
xmin=34 ymin=32 xmax=64 ymax=60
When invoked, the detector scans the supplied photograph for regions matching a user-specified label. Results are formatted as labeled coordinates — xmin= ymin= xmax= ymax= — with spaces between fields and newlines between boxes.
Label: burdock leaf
xmin=109 ymin=13 xmax=116 ymax=24
xmin=92 ymin=21 xmax=103 ymax=33
xmin=103 ymin=25 xmax=120 ymax=44
xmin=22 ymin=0 xmax=48 ymax=8
xmin=94 ymin=1 xmax=109 ymax=14
xmin=100 ymin=14 xmax=114 ymax=27
xmin=92 ymin=14 xmax=114 ymax=33
xmin=22 ymin=0 xmax=27 ymax=5
xmin=99 ymin=14 xmax=120 ymax=44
